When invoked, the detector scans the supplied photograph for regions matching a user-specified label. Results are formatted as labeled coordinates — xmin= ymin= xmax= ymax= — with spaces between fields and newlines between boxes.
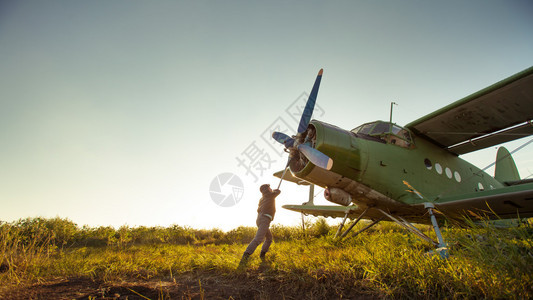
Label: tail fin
xmin=494 ymin=146 xmax=520 ymax=183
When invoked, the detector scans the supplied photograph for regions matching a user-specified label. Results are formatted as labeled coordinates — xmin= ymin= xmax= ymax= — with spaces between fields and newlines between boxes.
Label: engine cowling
xmin=324 ymin=187 xmax=352 ymax=206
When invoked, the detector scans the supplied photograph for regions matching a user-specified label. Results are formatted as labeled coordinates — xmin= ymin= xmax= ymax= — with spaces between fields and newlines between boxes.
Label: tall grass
xmin=0 ymin=217 xmax=532 ymax=298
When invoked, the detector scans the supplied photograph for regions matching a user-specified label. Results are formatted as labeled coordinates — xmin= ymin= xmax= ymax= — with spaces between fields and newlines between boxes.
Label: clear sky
xmin=1 ymin=1 xmax=532 ymax=230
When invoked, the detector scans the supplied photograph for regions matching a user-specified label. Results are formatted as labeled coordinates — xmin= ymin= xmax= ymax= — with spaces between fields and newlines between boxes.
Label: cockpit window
xmin=352 ymin=121 xmax=414 ymax=149
xmin=370 ymin=122 xmax=391 ymax=135
xmin=356 ymin=123 xmax=373 ymax=135
xmin=391 ymin=125 xmax=403 ymax=135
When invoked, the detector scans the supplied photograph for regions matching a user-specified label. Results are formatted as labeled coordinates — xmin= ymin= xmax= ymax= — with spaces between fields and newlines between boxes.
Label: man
xmin=240 ymin=184 xmax=281 ymax=265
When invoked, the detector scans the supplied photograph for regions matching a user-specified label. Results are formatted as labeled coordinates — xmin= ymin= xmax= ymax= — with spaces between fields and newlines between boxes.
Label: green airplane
xmin=271 ymin=67 xmax=533 ymax=253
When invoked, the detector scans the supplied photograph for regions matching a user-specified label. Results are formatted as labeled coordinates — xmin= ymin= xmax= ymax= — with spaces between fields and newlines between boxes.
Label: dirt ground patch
xmin=0 ymin=275 xmax=259 ymax=299
xmin=0 ymin=271 xmax=377 ymax=299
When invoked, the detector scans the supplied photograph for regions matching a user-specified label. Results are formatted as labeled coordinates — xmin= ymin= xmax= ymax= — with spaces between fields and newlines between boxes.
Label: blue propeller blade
xmin=272 ymin=131 xmax=295 ymax=148
xmin=271 ymin=69 xmax=331 ymax=172
xmin=297 ymin=69 xmax=323 ymax=134
xmin=297 ymin=144 xmax=333 ymax=170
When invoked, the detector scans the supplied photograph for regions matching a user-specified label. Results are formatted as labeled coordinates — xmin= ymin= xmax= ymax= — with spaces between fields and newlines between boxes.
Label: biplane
xmin=271 ymin=67 xmax=533 ymax=254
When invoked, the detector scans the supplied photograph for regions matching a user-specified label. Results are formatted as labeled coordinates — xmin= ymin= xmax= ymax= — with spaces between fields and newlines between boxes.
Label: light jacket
xmin=257 ymin=189 xmax=280 ymax=219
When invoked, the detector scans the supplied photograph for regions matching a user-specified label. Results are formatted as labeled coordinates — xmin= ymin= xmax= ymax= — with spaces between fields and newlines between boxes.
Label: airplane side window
xmin=424 ymin=159 xmax=432 ymax=170
xmin=396 ymin=129 xmax=412 ymax=142
xmin=435 ymin=163 xmax=443 ymax=174
xmin=385 ymin=129 xmax=413 ymax=148
xmin=454 ymin=171 xmax=462 ymax=182
xmin=387 ymin=134 xmax=411 ymax=148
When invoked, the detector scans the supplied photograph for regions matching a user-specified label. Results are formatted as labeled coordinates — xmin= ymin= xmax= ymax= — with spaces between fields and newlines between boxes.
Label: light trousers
xmin=244 ymin=214 xmax=273 ymax=255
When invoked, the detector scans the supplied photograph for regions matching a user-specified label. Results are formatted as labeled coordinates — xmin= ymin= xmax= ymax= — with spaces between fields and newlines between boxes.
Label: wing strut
xmin=349 ymin=218 xmax=383 ymax=239
xmin=377 ymin=208 xmax=437 ymax=246
xmin=335 ymin=207 xmax=368 ymax=238
xmin=333 ymin=207 xmax=387 ymax=240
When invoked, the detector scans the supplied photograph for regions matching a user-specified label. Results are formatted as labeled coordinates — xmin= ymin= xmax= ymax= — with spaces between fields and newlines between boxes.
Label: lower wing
xmin=282 ymin=204 xmax=392 ymax=221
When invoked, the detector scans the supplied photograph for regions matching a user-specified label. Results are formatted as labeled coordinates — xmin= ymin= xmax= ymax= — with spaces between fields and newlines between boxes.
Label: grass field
xmin=1 ymin=217 xmax=532 ymax=299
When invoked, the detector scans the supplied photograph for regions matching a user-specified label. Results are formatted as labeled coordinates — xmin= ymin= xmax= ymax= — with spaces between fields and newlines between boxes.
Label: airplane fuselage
xmin=291 ymin=120 xmax=505 ymax=213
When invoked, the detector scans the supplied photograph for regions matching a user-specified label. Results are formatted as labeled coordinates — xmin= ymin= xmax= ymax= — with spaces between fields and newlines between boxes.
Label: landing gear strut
xmin=425 ymin=203 xmax=449 ymax=258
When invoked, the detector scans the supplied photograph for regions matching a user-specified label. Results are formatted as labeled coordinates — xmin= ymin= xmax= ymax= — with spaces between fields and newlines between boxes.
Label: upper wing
xmin=406 ymin=66 xmax=533 ymax=155
xmin=434 ymin=182 xmax=533 ymax=219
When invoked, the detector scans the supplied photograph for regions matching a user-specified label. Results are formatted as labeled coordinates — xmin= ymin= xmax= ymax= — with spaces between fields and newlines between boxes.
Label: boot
xmin=239 ymin=253 xmax=250 ymax=267
xmin=260 ymin=251 xmax=267 ymax=261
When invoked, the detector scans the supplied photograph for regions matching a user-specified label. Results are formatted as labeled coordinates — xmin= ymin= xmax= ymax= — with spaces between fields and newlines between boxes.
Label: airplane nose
xmin=308 ymin=121 xmax=363 ymax=176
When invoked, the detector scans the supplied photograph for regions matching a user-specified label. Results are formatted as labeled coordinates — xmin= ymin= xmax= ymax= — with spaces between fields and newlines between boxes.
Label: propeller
xmin=297 ymin=69 xmax=323 ymax=134
xmin=272 ymin=132 xmax=295 ymax=148
xmin=298 ymin=144 xmax=333 ymax=170
xmin=272 ymin=69 xmax=333 ymax=180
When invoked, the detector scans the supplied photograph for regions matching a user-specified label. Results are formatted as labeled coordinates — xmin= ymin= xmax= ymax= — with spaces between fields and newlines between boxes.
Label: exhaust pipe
xmin=324 ymin=187 xmax=352 ymax=206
